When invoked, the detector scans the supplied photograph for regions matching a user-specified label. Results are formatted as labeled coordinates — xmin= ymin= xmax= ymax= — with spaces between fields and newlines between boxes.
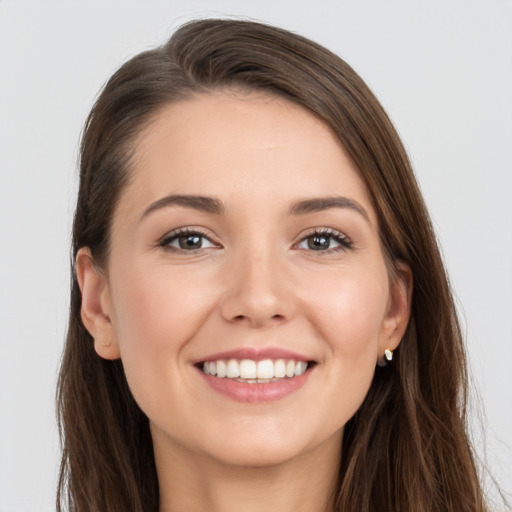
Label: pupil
xmin=308 ymin=235 xmax=329 ymax=250
xmin=179 ymin=234 xmax=202 ymax=249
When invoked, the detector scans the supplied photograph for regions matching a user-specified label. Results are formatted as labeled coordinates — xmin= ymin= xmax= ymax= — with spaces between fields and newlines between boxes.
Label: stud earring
xmin=102 ymin=340 xmax=112 ymax=348
xmin=377 ymin=348 xmax=393 ymax=367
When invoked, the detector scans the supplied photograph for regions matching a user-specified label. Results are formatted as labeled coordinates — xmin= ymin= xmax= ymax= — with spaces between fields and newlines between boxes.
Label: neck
xmin=154 ymin=431 xmax=341 ymax=512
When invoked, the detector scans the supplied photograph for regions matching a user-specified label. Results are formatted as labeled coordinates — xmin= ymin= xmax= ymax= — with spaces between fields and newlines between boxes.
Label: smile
xmin=196 ymin=348 xmax=316 ymax=402
xmin=201 ymin=358 xmax=309 ymax=383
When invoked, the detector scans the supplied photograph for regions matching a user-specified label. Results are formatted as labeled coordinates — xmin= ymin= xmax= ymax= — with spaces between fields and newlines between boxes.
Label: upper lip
xmin=198 ymin=347 xmax=314 ymax=363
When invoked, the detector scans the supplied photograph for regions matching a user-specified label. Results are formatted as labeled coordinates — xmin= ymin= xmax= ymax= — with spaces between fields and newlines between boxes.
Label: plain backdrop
xmin=0 ymin=1 xmax=511 ymax=510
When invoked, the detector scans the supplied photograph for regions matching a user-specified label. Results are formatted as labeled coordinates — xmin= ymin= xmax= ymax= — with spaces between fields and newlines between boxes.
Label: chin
xmin=208 ymin=445 xmax=308 ymax=469
xmin=195 ymin=421 xmax=342 ymax=470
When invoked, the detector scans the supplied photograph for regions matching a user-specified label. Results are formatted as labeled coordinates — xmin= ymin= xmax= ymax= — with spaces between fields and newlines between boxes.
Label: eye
xmin=160 ymin=228 xmax=218 ymax=252
xmin=297 ymin=229 xmax=352 ymax=252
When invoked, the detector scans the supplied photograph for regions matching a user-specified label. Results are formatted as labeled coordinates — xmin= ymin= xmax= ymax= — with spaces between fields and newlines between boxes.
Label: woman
xmin=57 ymin=18 xmax=487 ymax=511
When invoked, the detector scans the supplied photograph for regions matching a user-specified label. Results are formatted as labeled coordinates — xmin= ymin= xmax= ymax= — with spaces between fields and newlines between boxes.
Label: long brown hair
xmin=57 ymin=18 xmax=486 ymax=511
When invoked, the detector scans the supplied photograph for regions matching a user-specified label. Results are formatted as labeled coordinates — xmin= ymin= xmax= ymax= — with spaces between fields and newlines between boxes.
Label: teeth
xmin=257 ymin=359 xmax=274 ymax=379
xmin=226 ymin=359 xmax=240 ymax=378
xmin=240 ymin=359 xmax=257 ymax=379
xmin=216 ymin=360 xmax=227 ymax=378
xmin=274 ymin=359 xmax=286 ymax=378
xmin=202 ymin=358 xmax=310 ymax=381
xmin=294 ymin=361 xmax=307 ymax=376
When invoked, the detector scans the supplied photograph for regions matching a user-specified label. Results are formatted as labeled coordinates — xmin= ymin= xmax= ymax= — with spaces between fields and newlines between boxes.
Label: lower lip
xmin=197 ymin=367 xmax=313 ymax=403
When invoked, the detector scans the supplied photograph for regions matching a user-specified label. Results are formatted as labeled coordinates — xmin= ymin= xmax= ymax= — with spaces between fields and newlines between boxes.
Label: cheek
xmin=264 ymin=266 xmax=390 ymax=445
xmin=304 ymin=270 xmax=389 ymax=429
xmin=108 ymin=267 xmax=215 ymax=398
xmin=305 ymin=269 xmax=389 ymax=357
xmin=111 ymin=266 xmax=213 ymax=351
xmin=108 ymin=265 xmax=219 ymax=419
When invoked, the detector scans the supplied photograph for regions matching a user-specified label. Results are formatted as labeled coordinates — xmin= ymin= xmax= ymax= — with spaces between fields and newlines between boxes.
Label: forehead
xmin=121 ymin=91 xmax=375 ymax=221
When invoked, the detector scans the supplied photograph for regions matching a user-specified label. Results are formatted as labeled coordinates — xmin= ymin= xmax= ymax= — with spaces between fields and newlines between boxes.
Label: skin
xmin=77 ymin=91 xmax=412 ymax=512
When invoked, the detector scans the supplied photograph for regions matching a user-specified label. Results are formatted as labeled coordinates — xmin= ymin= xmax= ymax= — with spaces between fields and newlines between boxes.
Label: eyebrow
xmin=140 ymin=194 xmax=369 ymax=223
xmin=289 ymin=196 xmax=370 ymax=222
xmin=140 ymin=194 xmax=225 ymax=221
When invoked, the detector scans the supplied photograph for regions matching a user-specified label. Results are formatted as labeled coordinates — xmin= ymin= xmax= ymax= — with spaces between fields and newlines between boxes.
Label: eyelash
xmin=159 ymin=227 xmax=218 ymax=253
xmin=297 ymin=228 xmax=353 ymax=253
xmin=158 ymin=227 xmax=353 ymax=254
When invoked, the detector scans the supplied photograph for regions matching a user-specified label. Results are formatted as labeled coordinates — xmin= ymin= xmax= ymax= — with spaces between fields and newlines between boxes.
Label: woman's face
xmin=78 ymin=91 xmax=410 ymax=468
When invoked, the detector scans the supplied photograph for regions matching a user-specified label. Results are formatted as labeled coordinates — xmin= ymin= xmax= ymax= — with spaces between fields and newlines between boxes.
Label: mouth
xmin=196 ymin=358 xmax=316 ymax=384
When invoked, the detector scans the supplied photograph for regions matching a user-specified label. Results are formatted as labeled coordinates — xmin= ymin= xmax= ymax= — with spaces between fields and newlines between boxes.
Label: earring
xmin=102 ymin=340 xmax=112 ymax=348
xmin=377 ymin=348 xmax=393 ymax=367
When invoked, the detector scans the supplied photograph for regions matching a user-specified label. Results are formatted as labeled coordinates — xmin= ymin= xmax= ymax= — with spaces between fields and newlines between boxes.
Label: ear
xmin=378 ymin=261 xmax=413 ymax=362
xmin=75 ymin=248 xmax=121 ymax=360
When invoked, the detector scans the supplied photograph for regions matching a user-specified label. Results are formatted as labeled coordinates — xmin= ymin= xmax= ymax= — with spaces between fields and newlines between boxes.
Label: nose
xmin=219 ymin=246 xmax=295 ymax=328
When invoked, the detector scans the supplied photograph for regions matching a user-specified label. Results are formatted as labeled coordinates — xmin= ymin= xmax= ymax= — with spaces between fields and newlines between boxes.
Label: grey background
xmin=1 ymin=1 xmax=511 ymax=510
